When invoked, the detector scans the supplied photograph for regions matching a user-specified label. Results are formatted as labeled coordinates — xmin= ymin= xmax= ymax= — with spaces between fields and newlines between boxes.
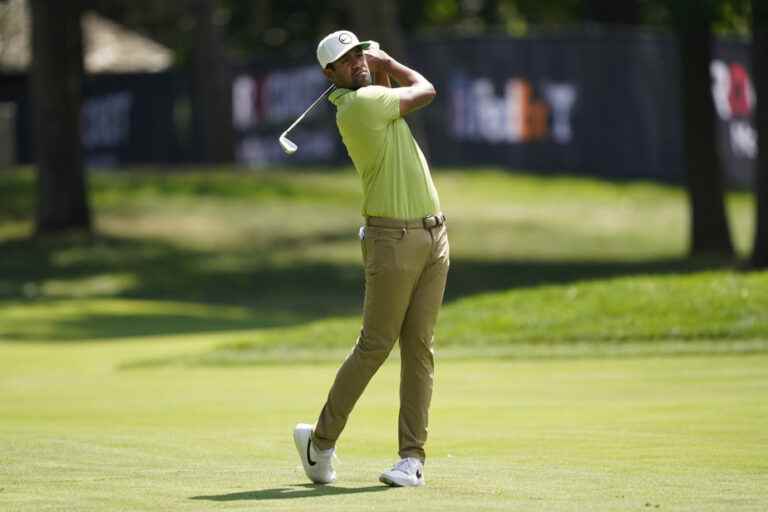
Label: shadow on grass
xmin=190 ymin=483 xmax=390 ymax=501
xmin=0 ymin=234 xmax=729 ymax=341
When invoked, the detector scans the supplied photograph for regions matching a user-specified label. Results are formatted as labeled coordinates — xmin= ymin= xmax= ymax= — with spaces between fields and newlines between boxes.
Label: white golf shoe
xmin=293 ymin=423 xmax=336 ymax=484
xmin=379 ymin=457 xmax=425 ymax=487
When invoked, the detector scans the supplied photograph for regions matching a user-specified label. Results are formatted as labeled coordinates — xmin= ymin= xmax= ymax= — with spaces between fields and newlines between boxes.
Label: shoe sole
xmin=379 ymin=475 xmax=401 ymax=487
xmin=379 ymin=474 xmax=424 ymax=487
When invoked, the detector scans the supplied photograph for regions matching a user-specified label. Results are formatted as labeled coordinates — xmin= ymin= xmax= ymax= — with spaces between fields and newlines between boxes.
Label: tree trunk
xmin=674 ymin=1 xmax=734 ymax=257
xmin=190 ymin=0 xmax=234 ymax=163
xmin=751 ymin=0 xmax=768 ymax=267
xmin=30 ymin=0 xmax=92 ymax=235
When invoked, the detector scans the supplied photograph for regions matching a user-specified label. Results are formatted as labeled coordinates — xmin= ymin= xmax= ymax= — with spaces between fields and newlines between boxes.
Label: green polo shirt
xmin=329 ymin=86 xmax=440 ymax=220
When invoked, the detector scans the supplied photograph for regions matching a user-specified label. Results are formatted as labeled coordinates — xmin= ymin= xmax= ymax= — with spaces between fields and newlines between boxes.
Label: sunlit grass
xmin=0 ymin=166 xmax=763 ymax=353
xmin=1 ymin=340 xmax=766 ymax=511
xmin=1 ymin=167 xmax=767 ymax=510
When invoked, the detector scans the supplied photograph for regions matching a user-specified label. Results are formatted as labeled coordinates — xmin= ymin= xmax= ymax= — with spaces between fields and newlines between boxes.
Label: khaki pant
xmin=313 ymin=216 xmax=450 ymax=462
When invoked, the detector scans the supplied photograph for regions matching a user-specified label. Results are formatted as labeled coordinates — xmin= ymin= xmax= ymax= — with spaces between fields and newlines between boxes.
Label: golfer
xmin=293 ymin=30 xmax=449 ymax=488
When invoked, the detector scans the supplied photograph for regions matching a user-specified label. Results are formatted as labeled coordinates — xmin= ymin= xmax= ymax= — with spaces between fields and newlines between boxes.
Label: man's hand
xmin=364 ymin=49 xmax=437 ymax=117
xmin=365 ymin=47 xmax=436 ymax=117
xmin=364 ymin=48 xmax=392 ymax=75
xmin=364 ymin=48 xmax=392 ymax=88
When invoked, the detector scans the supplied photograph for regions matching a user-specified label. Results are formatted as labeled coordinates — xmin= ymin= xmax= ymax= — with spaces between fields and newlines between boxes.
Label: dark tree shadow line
xmin=0 ymin=232 xmax=732 ymax=341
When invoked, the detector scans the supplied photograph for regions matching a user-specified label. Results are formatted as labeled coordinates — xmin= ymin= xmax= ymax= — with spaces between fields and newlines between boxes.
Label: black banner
xmin=81 ymin=73 xmax=184 ymax=166
xmin=712 ymin=39 xmax=756 ymax=186
xmin=0 ymin=72 xmax=183 ymax=167
xmin=232 ymin=63 xmax=344 ymax=167
xmin=235 ymin=31 xmax=755 ymax=186
xmin=0 ymin=30 xmax=756 ymax=186
xmin=411 ymin=32 xmax=683 ymax=181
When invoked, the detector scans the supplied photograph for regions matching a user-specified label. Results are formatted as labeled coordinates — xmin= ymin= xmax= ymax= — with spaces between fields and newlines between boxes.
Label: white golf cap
xmin=317 ymin=30 xmax=377 ymax=68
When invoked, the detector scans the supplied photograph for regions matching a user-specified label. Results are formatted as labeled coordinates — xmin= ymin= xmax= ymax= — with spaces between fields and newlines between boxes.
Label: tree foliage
xmin=86 ymin=0 xmax=752 ymax=63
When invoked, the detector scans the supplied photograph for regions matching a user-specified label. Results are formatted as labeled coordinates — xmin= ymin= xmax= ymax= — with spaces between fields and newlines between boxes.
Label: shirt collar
xmin=329 ymin=87 xmax=353 ymax=106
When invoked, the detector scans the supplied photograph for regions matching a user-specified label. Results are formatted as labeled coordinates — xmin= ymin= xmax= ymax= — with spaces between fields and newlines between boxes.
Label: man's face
xmin=323 ymin=47 xmax=371 ymax=89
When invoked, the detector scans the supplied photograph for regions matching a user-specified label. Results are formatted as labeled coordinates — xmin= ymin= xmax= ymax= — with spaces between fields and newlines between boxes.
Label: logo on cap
xmin=338 ymin=32 xmax=352 ymax=44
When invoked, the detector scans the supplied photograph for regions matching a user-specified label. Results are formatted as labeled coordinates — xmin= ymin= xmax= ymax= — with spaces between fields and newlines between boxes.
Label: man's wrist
xmin=379 ymin=56 xmax=395 ymax=74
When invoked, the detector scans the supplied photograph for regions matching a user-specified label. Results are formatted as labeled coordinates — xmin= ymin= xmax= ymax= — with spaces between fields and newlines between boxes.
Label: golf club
xmin=279 ymin=83 xmax=336 ymax=155
xmin=279 ymin=41 xmax=380 ymax=155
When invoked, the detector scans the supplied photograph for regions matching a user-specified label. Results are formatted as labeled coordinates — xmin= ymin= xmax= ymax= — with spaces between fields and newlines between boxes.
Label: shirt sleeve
xmin=352 ymin=86 xmax=401 ymax=125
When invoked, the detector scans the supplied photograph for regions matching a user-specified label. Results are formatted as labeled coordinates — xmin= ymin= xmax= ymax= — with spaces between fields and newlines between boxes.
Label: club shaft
xmin=281 ymin=84 xmax=336 ymax=137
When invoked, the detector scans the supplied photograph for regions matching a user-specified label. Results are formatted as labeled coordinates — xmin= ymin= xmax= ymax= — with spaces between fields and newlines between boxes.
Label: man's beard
xmin=350 ymin=70 xmax=371 ymax=89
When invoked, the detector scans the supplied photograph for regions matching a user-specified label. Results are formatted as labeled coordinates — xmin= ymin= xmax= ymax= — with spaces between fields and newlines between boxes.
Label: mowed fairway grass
xmin=1 ymin=167 xmax=767 ymax=510
xmin=2 ymin=342 xmax=767 ymax=511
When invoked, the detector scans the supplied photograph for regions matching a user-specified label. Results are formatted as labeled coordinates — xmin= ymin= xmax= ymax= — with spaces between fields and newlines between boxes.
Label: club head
xmin=279 ymin=134 xmax=298 ymax=155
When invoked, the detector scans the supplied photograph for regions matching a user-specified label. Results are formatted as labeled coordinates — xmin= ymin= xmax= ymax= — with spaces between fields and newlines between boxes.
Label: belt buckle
xmin=422 ymin=214 xmax=444 ymax=229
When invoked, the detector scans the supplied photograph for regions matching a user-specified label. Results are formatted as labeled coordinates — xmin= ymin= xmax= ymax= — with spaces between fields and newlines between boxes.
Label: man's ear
xmin=322 ymin=66 xmax=334 ymax=82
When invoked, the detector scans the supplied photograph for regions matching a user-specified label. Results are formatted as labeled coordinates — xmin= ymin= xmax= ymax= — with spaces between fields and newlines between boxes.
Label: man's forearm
xmin=368 ymin=52 xmax=436 ymax=116
xmin=381 ymin=57 xmax=430 ymax=89
xmin=373 ymin=70 xmax=391 ymax=88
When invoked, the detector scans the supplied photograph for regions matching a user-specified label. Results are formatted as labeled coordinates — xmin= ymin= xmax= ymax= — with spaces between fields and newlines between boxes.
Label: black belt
xmin=366 ymin=213 xmax=447 ymax=230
